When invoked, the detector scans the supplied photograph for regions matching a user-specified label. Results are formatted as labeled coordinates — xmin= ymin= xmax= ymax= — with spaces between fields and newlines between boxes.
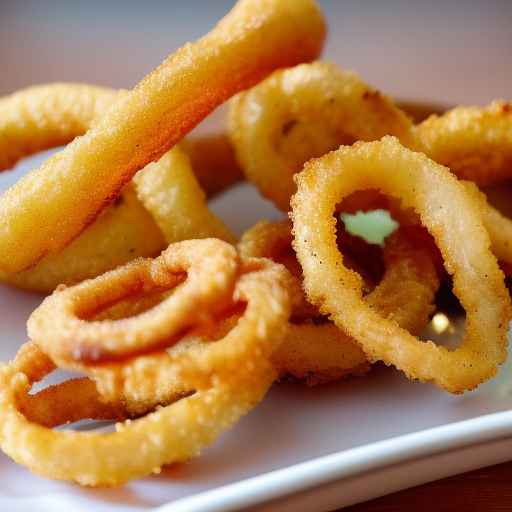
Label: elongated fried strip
xmin=1 ymin=186 xmax=165 ymax=292
xmin=0 ymin=83 xmax=241 ymax=199
xmin=0 ymin=85 xmax=233 ymax=290
xmin=414 ymin=101 xmax=512 ymax=186
xmin=229 ymin=61 xmax=413 ymax=210
xmin=0 ymin=0 xmax=326 ymax=273
xmin=292 ymin=137 xmax=511 ymax=393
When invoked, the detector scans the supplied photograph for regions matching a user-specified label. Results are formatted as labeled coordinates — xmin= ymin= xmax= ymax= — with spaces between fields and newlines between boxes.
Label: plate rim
xmin=163 ymin=408 xmax=512 ymax=511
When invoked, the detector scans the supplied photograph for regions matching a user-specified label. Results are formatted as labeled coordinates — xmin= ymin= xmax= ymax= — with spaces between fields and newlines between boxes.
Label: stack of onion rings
xmin=238 ymin=219 xmax=440 ymax=385
xmin=2 ymin=239 xmax=292 ymax=485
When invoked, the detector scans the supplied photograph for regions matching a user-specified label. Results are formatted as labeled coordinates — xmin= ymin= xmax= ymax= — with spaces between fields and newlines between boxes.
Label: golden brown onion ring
xmin=229 ymin=61 xmax=413 ymax=210
xmin=414 ymin=101 xmax=512 ymax=186
xmin=292 ymin=136 xmax=511 ymax=393
xmin=239 ymin=220 xmax=440 ymax=385
xmin=182 ymin=134 xmax=243 ymax=198
xmin=0 ymin=84 xmax=117 ymax=172
xmin=82 ymin=257 xmax=292 ymax=406
xmin=462 ymin=181 xmax=512 ymax=276
xmin=0 ymin=341 xmax=275 ymax=486
xmin=0 ymin=0 xmax=326 ymax=273
xmin=29 ymin=239 xmax=239 ymax=362
xmin=133 ymin=147 xmax=235 ymax=243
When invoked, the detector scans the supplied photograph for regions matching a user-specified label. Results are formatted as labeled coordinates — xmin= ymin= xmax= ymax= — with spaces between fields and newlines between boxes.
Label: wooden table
xmin=344 ymin=462 xmax=512 ymax=511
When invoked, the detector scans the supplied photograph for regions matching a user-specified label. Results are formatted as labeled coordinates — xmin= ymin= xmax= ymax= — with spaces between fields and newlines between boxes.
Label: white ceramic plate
xmin=1 ymin=145 xmax=511 ymax=512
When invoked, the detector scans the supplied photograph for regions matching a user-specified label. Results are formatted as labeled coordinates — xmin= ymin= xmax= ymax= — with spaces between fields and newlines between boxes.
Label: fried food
xmin=133 ymin=147 xmax=235 ymax=244
xmin=84 ymin=258 xmax=292 ymax=407
xmin=182 ymin=134 xmax=243 ymax=198
xmin=414 ymin=101 xmax=512 ymax=186
xmin=0 ymin=341 xmax=275 ymax=486
xmin=462 ymin=181 xmax=512 ymax=275
xmin=0 ymin=258 xmax=291 ymax=485
xmin=0 ymin=82 xmax=241 ymax=199
xmin=0 ymin=84 xmax=233 ymax=291
xmin=239 ymin=219 xmax=440 ymax=385
xmin=0 ymin=83 xmax=118 ymax=172
xmin=0 ymin=0 xmax=326 ymax=273
xmin=1 ymin=186 xmax=165 ymax=292
xmin=229 ymin=61 xmax=413 ymax=210
xmin=291 ymin=136 xmax=511 ymax=393
xmin=29 ymin=239 xmax=239 ymax=363
xmin=1 ymin=145 xmax=233 ymax=292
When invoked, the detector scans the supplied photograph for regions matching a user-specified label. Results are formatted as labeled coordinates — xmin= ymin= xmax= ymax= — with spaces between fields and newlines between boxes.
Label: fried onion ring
xmin=133 ymin=147 xmax=235 ymax=244
xmin=81 ymin=258 xmax=291 ymax=407
xmin=29 ymin=239 xmax=239 ymax=362
xmin=291 ymin=136 xmax=511 ymax=393
xmin=0 ymin=341 xmax=274 ymax=486
xmin=229 ymin=61 xmax=413 ymax=210
xmin=0 ymin=83 xmax=117 ymax=172
xmin=0 ymin=0 xmax=326 ymax=273
xmin=239 ymin=219 xmax=440 ymax=385
xmin=182 ymin=134 xmax=244 ymax=198
xmin=414 ymin=101 xmax=512 ymax=186
xmin=462 ymin=181 xmax=512 ymax=275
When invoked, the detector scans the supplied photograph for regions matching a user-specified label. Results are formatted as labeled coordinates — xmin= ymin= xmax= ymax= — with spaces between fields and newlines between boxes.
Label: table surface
xmin=345 ymin=462 xmax=512 ymax=512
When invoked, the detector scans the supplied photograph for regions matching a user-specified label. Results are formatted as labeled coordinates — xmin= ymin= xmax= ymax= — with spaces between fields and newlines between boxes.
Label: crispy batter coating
xmin=0 ymin=342 xmax=275 ymax=486
xmin=0 ymin=0 xmax=326 ymax=273
xmin=414 ymin=101 xmax=512 ymax=186
xmin=292 ymin=137 xmax=511 ymax=393
xmin=229 ymin=61 xmax=413 ymax=210
xmin=29 ymin=239 xmax=239 ymax=362
xmin=239 ymin=219 xmax=440 ymax=385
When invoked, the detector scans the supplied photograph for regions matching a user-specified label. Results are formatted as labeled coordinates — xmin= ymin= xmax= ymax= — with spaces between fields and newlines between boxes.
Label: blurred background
xmin=1 ymin=0 xmax=511 ymax=105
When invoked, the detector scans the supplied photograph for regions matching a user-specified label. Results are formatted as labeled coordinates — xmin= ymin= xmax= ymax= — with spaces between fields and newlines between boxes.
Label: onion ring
xmin=239 ymin=219 xmax=440 ymax=385
xmin=0 ymin=83 xmax=118 ymax=172
xmin=133 ymin=147 xmax=235 ymax=244
xmin=414 ymin=101 xmax=512 ymax=186
xmin=79 ymin=258 xmax=291 ymax=408
xmin=229 ymin=61 xmax=413 ymax=210
xmin=0 ymin=0 xmax=326 ymax=273
xmin=462 ymin=181 xmax=512 ymax=275
xmin=182 ymin=134 xmax=243 ymax=198
xmin=0 ymin=341 xmax=275 ymax=486
xmin=29 ymin=239 xmax=239 ymax=362
xmin=291 ymin=136 xmax=511 ymax=393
